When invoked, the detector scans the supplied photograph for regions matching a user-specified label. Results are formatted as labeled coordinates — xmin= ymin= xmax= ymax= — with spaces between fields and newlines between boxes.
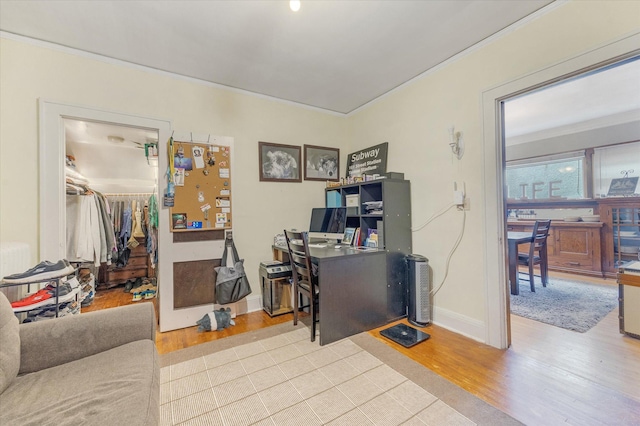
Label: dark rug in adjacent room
xmin=510 ymin=277 xmax=617 ymax=333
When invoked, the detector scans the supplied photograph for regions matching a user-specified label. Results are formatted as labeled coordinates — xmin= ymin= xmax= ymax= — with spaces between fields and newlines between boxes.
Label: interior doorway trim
xmin=481 ymin=33 xmax=640 ymax=349
xmin=38 ymin=99 xmax=171 ymax=263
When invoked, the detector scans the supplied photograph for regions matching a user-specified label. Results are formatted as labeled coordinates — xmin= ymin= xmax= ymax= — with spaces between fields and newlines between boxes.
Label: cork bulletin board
xmin=169 ymin=140 xmax=232 ymax=232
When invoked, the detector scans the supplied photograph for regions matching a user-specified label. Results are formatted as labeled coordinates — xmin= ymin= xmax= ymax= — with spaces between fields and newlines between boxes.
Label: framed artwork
xmin=607 ymin=176 xmax=638 ymax=197
xmin=172 ymin=213 xmax=187 ymax=229
xmin=258 ymin=141 xmax=302 ymax=182
xmin=304 ymin=144 xmax=340 ymax=181
xmin=342 ymin=227 xmax=356 ymax=245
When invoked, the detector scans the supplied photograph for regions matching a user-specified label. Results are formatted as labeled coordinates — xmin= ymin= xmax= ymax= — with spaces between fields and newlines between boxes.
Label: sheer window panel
xmin=593 ymin=141 xmax=640 ymax=198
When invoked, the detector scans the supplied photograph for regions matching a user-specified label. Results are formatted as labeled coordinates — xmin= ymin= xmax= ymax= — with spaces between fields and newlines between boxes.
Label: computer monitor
xmin=308 ymin=207 xmax=347 ymax=242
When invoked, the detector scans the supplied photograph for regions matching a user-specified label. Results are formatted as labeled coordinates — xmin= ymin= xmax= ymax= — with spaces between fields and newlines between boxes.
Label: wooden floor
xmin=82 ymin=285 xmax=293 ymax=354
xmin=88 ymin=273 xmax=640 ymax=425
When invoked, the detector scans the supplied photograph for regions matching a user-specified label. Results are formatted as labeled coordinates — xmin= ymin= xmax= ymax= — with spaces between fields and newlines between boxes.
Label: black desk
xmin=273 ymin=244 xmax=400 ymax=345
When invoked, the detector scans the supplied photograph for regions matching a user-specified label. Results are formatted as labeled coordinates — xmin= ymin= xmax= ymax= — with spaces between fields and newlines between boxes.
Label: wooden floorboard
xmin=84 ymin=284 xmax=293 ymax=354
xmin=87 ymin=272 xmax=640 ymax=424
xmin=368 ymin=271 xmax=640 ymax=425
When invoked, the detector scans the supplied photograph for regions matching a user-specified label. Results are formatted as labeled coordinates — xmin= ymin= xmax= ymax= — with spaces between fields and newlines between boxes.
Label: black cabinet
xmin=326 ymin=179 xmax=412 ymax=321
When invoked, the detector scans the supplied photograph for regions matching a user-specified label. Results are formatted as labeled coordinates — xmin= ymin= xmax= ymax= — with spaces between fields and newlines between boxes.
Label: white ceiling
xmin=504 ymin=58 xmax=640 ymax=145
xmin=3 ymin=0 xmax=637 ymax=181
xmin=0 ymin=0 xmax=554 ymax=114
xmin=65 ymin=119 xmax=158 ymax=193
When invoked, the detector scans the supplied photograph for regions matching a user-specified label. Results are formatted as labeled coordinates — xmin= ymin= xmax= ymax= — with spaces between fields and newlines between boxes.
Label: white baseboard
xmin=432 ymin=305 xmax=486 ymax=343
xmin=236 ymin=294 xmax=262 ymax=315
xmin=237 ymin=296 xmax=485 ymax=344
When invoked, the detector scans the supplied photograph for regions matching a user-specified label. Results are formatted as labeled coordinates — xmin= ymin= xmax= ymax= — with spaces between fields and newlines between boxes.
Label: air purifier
xmin=407 ymin=254 xmax=430 ymax=327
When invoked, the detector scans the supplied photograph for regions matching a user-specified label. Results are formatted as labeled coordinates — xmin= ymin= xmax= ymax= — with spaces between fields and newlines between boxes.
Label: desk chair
xmin=518 ymin=219 xmax=551 ymax=292
xmin=284 ymin=230 xmax=319 ymax=342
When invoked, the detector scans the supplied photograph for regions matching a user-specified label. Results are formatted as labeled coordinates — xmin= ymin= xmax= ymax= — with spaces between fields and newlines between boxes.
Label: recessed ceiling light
xmin=290 ymin=0 xmax=300 ymax=12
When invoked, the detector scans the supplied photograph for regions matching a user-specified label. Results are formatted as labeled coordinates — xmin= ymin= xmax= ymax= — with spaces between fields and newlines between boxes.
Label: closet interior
xmin=64 ymin=119 xmax=160 ymax=312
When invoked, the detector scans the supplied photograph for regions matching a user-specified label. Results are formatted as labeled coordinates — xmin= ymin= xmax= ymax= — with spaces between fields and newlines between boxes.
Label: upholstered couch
xmin=0 ymin=292 xmax=159 ymax=425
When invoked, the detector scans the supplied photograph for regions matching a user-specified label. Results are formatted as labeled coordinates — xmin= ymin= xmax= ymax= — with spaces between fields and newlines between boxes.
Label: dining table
xmin=507 ymin=231 xmax=534 ymax=295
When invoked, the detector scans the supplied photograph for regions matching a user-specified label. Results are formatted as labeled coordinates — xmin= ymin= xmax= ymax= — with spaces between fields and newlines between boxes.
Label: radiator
xmin=0 ymin=242 xmax=31 ymax=302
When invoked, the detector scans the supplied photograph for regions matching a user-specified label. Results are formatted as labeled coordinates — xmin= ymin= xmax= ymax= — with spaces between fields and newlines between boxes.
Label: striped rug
xmin=159 ymin=323 xmax=519 ymax=426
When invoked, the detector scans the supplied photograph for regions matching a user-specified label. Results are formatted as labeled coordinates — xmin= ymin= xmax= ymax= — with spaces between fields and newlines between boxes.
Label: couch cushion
xmin=0 ymin=339 xmax=159 ymax=426
xmin=0 ymin=292 xmax=20 ymax=394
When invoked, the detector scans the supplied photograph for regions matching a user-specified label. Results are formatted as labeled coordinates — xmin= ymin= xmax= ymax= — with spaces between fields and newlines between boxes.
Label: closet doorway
xmin=39 ymin=100 xmax=171 ymax=327
xmin=64 ymin=119 xmax=160 ymax=311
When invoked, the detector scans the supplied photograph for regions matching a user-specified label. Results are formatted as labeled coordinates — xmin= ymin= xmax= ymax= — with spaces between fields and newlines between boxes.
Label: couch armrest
xmin=19 ymin=302 xmax=156 ymax=375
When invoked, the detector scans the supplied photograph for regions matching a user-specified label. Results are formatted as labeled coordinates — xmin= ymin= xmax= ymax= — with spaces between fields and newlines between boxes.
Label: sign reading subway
xmin=346 ymin=142 xmax=388 ymax=178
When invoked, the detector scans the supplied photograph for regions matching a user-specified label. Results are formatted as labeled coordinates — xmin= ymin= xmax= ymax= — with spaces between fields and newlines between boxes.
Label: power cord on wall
xmin=411 ymin=202 xmax=467 ymax=297
xmin=430 ymin=207 xmax=466 ymax=297
xmin=411 ymin=203 xmax=456 ymax=232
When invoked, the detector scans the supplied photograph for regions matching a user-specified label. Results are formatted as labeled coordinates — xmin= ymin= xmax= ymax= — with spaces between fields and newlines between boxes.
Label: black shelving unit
xmin=326 ymin=178 xmax=412 ymax=252
xmin=325 ymin=178 xmax=412 ymax=320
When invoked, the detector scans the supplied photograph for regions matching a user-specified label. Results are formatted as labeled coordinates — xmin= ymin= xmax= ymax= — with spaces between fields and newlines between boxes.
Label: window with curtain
xmin=593 ymin=141 xmax=640 ymax=198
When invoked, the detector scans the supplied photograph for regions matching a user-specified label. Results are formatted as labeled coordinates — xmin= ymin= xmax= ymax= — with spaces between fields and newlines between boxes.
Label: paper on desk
xmin=621 ymin=261 xmax=640 ymax=274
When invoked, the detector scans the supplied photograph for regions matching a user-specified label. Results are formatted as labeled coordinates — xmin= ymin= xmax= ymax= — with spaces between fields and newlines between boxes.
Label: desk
xmin=507 ymin=231 xmax=533 ymax=295
xmin=273 ymin=244 xmax=401 ymax=345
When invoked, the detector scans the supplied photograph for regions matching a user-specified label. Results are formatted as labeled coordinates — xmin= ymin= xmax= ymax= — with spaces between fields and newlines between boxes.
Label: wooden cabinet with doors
xmin=507 ymin=220 xmax=604 ymax=277
xmin=598 ymin=197 xmax=640 ymax=278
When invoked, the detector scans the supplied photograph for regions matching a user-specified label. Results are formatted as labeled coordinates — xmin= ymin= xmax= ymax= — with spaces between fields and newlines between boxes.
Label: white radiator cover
xmin=0 ymin=242 xmax=31 ymax=302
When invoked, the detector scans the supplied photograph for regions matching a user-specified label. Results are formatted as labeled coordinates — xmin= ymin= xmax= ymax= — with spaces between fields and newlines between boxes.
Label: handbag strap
xmin=221 ymin=239 xmax=241 ymax=266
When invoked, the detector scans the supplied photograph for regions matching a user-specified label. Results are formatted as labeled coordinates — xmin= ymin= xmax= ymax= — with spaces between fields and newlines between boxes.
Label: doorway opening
xmin=481 ymin=34 xmax=640 ymax=349
xmin=64 ymin=118 xmax=160 ymax=314
xmin=38 ymin=100 xmax=171 ymax=326
xmin=501 ymin=57 xmax=639 ymax=335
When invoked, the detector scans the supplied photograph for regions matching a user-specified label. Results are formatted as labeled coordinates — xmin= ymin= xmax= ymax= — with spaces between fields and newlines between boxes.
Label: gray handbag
xmin=215 ymin=240 xmax=252 ymax=304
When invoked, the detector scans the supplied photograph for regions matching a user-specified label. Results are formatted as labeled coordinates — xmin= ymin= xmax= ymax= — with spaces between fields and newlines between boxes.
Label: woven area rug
xmin=159 ymin=322 xmax=519 ymax=425
xmin=510 ymin=276 xmax=617 ymax=333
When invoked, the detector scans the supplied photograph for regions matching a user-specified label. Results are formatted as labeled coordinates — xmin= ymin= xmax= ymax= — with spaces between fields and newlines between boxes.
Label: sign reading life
xmin=516 ymin=181 xmax=563 ymax=200
xmin=347 ymin=142 xmax=388 ymax=178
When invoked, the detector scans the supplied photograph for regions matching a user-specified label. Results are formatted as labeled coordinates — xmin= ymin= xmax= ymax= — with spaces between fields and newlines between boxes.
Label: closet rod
xmin=103 ymin=192 xmax=153 ymax=197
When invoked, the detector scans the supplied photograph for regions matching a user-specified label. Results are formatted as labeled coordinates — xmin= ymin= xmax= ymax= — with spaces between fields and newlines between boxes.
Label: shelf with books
xmin=324 ymin=178 xmax=411 ymax=254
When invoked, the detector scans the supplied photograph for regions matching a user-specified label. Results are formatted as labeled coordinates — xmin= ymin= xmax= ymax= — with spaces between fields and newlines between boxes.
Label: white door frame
xmin=482 ymin=34 xmax=640 ymax=349
xmin=39 ymin=99 xmax=171 ymax=261
xmin=39 ymin=100 xmax=172 ymax=322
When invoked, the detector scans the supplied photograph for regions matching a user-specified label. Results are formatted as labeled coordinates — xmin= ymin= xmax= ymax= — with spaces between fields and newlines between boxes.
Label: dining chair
xmin=284 ymin=229 xmax=319 ymax=342
xmin=517 ymin=219 xmax=551 ymax=292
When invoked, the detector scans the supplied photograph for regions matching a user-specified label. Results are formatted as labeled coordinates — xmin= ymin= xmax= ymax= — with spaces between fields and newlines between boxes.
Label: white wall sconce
xmin=290 ymin=0 xmax=301 ymax=12
xmin=448 ymin=126 xmax=464 ymax=160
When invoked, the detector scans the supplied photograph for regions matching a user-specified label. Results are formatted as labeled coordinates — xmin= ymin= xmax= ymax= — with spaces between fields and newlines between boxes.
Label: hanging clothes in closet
xmin=107 ymin=194 xmax=152 ymax=268
xmin=65 ymin=179 xmax=117 ymax=266
xmin=146 ymin=193 xmax=159 ymax=269
xmin=98 ymin=193 xmax=156 ymax=290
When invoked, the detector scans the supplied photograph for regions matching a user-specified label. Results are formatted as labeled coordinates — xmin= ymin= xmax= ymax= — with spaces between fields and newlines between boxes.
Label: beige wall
xmin=0 ymin=36 xmax=346 ymax=290
xmin=1 ymin=0 xmax=639 ymax=341
xmin=346 ymin=1 xmax=640 ymax=334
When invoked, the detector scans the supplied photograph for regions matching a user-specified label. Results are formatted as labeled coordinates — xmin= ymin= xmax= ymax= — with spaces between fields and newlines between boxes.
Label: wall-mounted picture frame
xmin=304 ymin=144 xmax=340 ymax=182
xmin=259 ymin=141 xmax=302 ymax=182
